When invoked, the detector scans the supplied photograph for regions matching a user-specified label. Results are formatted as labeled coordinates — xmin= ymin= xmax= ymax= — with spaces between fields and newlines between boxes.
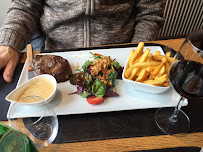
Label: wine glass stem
xmin=169 ymin=97 xmax=185 ymax=123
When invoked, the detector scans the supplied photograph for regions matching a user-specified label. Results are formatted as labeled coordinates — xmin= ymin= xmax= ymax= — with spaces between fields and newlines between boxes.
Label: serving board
xmin=7 ymin=45 xmax=188 ymax=118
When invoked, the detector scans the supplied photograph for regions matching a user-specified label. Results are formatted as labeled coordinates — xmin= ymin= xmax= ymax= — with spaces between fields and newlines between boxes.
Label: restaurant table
xmin=1 ymin=38 xmax=203 ymax=152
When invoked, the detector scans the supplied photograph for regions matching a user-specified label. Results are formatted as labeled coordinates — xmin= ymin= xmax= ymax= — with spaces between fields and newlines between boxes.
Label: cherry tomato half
xmin=87 ymin=96 xmax=103 ymax=104
xmin=94 ymin=53 xmax=101 ymax=56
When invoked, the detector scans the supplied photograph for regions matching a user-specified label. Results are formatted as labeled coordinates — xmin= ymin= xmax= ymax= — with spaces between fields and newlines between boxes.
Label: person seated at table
xmin=0 ymin=0 xmax=165 ymax=83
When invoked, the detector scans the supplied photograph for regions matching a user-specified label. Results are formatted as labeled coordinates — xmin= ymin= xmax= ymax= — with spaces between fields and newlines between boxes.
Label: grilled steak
xmin=31 ymin=55 xmax=72 ymax=83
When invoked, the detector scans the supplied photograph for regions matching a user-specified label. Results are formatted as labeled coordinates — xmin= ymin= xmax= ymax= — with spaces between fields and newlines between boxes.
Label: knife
xmin=26 ymin=44 xmax=36 ymax=79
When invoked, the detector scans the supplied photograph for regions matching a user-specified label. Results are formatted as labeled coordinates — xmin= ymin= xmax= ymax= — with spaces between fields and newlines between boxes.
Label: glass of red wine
xmin=155 ymin=29 xmax=203 ymax=135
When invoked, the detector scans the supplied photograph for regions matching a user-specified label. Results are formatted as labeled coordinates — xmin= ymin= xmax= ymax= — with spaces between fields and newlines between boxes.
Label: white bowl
xmin=6 ymin=74 xmax=57 ymax=105
xmin=122 ymin=47 xmax=170 ymax=94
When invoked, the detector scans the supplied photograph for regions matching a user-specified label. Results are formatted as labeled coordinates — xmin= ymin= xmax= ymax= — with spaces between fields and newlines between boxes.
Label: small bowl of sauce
xmin=6 ymin=74 xmax=57 ymax=105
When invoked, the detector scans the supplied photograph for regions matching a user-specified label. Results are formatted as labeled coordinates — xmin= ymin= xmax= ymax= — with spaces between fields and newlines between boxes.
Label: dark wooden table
xmin=1 ymin=38 xmax=203 ymax=152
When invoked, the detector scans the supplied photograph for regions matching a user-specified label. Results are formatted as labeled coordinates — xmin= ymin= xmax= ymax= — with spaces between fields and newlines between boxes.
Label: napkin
xmin=0 ymin=63 xmax=24 ymax=121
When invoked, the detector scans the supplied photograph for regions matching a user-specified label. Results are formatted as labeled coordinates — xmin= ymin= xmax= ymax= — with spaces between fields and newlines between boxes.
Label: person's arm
xmin=0 ymin=0 xmax=44 ymax=52
xmin=0 ymin=46 xmax=19 ymax=82
xmin=132 ymin=0 xmax=166 ymax=43
xmin=0 ymin=0 xmax=44 ymax=82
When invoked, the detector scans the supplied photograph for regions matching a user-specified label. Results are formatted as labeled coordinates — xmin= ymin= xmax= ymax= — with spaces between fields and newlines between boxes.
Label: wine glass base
xmin=155 ymin=107 xmax=190 ymax=135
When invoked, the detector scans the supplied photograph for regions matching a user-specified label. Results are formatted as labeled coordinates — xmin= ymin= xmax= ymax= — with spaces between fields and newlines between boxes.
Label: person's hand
xmin=0 ymin=46 xmax=19 ymax=83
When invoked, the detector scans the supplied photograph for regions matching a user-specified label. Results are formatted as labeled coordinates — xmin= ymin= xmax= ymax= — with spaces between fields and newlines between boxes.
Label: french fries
xmin=124 ymin=42 xmax=174 ymax=87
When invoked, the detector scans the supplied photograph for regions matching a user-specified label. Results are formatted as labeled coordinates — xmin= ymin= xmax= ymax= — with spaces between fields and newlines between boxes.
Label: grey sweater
xmin=0 ymin=0 xmax=165 ymax=52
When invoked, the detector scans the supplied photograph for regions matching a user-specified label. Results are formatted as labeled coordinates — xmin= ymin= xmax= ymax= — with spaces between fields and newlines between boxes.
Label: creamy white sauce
xmin=17 ymin=77 xmax=54 ymax=103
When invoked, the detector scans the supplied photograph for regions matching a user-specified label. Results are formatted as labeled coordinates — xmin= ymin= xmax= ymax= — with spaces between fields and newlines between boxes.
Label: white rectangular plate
xmin=8 ymin=46 xmax=188 ymax=118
